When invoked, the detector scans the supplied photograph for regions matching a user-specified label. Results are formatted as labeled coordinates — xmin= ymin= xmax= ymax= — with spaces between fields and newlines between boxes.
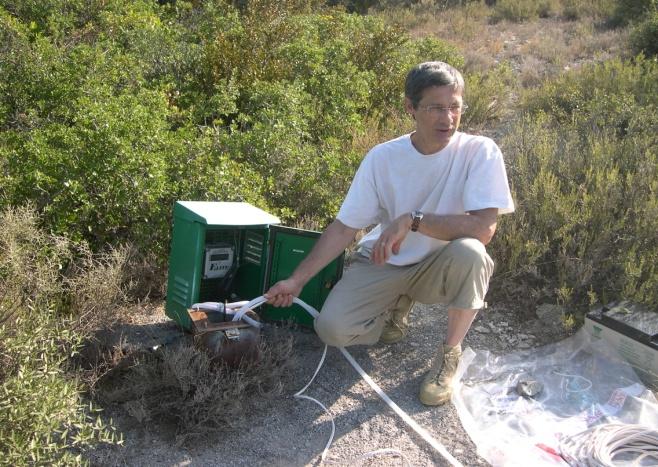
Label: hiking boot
xmin=419 ymin=343 xmax=462 ymax=406
xmin=379 ymin=295 xmax=414 ymax=344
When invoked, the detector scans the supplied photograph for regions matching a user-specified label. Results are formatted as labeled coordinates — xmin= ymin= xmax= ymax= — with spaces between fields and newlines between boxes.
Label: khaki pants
xmin=314 ymin=238 xmax=494 ymax=347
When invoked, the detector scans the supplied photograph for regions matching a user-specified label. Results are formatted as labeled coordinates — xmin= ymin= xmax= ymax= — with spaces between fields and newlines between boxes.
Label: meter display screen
xmin=204 ymin=245 xmax=235 ymax=279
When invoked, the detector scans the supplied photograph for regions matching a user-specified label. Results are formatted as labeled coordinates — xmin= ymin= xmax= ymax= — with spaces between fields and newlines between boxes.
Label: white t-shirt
xmin=337 ymin=132 xmax=515 ymax=266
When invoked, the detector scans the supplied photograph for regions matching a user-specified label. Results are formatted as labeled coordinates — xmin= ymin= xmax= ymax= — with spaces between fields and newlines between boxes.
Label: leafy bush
xmin=489 ymin=0 xmax=619 ymax=22
xmin=0 ymin=0 xmax=465 ymax=251
xmin=630 ymin=11 xmax=658 ymax=57
xmin=0 ymin=206 xmax=122 ymax=465
xmin=491 ymin=56 xmax=658 ymax=312
xmin=609 ymin=0 xmax=657 ymax=26
xmin=491 ymin=0 xmax=541 ymax=22
xmin=461 ymin=61 xmax=517 ymax=129
xmin=560 ymin=0 xmax=616 ymax=20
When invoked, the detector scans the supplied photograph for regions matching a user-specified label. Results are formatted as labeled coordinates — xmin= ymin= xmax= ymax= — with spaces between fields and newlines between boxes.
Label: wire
xmin=559 ymin=423 xmax=658 ymax=466
xmin=191 ymin=300 xmax=263 ymax=328
xmin=553 ymin=370 xmax=593 ymax=410
xmin=553 ymin=370 xmax=593 ymax=395
xmin=232 ymin=296 xmax=461 ymax=467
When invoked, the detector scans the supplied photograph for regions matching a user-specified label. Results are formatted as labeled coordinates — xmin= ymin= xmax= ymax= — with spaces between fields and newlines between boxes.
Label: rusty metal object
xmin=188 ymin=309 xmax=261 ymax=367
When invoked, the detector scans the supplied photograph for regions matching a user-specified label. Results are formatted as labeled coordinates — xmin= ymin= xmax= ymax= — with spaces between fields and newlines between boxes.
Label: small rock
xmin=474 ymin=325 xmax=490 ymax=334
xmin=518 ymin=342 xmax=532 ymax=349
xmin=536 ymin=303 xmax=565 ymax=325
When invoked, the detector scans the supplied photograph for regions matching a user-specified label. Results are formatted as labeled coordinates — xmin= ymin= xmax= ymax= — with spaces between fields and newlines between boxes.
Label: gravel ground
xmin=88 ymin=299 xmax=573 ymax=467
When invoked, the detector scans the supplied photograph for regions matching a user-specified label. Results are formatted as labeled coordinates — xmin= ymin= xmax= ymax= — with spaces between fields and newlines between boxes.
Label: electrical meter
xmin=204 ymin=244 xmax=235 ymax=279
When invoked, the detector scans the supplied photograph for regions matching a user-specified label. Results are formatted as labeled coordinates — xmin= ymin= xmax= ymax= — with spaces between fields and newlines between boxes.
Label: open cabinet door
xmin=263 ymin=225 xmax=344 ymax=327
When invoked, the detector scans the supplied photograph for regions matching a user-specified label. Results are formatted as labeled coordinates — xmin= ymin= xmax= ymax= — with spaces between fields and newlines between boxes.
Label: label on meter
xmin=204 ymin=245 xmax=235 ymax=279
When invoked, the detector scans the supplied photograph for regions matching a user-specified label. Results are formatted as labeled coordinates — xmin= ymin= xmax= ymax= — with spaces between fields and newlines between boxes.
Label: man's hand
xmin=371 ymin=213 xmax=413 ymax=265
xmin=264 ymin=277 xmax=304 ymax=308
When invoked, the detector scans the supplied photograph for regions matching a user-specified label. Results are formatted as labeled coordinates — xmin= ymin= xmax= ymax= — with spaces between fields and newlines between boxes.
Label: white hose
xmin=192 ymin=301 xmax=262 ymax=328
xmin=232 ymin=296 xmax=462 ymax=467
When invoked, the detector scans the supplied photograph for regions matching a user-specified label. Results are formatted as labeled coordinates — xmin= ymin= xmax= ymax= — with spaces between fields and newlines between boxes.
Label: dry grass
xmin=66 ymin=245 xmax=130 ymax=335
xmin=519 ymin=55 xmax=547 ymax=88
xmin=0 ymin=205 xmax=74 ymax=320
xmin=373 ymin=1 xmax=629 ymax=91
xmin=520 ymin=28 xmax=569 ymax=66
xmin=95 ymin=324 xmax=296 ymax=446
xmin=463 ymin=48 xmax=498 ymax=74
xmin=373 ymin=2 xmax=492 ymax=47
xmin=1 ymin=205 xmax=135 ymax=336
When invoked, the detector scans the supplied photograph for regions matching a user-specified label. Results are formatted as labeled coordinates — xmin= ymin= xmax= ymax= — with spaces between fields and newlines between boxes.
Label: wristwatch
xmin=410 ymin=210 xmax=424 ymax=232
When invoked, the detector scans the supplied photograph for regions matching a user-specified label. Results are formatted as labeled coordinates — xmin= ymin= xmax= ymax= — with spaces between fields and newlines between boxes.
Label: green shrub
xmin=491 ymin=0 xmax=540 ymax=22
xmin=2 ymin=88 xmax=173 ymax=251
xmin=461 ymin=61 xmax=517 ymax=130
xmin=630 ymin=11 xmax=658 ymax=57
xmin=490 ymin=0 xmax=617 ymax=23
xmin=492 ymin=57 xmax=658 ymax=312
xmin=0 ymin=0 xmax=106 ymax=39
xmin=609 ymin=0 xmax=657 ymax=26
xmin=560 ymin=0 xmax=616 ymax=20
xmin=0 ymin=206 xmax=121 ymax=465
xmin=520 ymin=55 xmax=658 ymax=123
xmin=0 ymin=0 xmax=465 ymax=251
xmin=200 ymin=8 xmax=463 ymax=221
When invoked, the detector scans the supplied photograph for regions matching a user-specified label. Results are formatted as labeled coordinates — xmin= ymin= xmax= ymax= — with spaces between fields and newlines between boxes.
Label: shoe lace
xmin=431 ymin=347 xmax=461 ymax=384
xmin=386 ymin=319 xmax=405 ymax=332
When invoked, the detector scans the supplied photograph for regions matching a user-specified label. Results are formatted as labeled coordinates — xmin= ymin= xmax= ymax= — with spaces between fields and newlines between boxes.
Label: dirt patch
xmin=86 ymin=300 xmax=572 ymax=466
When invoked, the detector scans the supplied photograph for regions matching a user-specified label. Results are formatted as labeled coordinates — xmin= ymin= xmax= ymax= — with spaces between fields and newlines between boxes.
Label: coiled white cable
xmin=232 ymin=296 xmax=462 ymax=467
xmin=559 ymin=423 xmax=658 ymax=466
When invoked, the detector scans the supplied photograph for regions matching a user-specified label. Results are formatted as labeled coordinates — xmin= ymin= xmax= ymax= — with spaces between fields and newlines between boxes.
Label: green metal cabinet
xmin=165 ymin=201 xmax=344 ymax=331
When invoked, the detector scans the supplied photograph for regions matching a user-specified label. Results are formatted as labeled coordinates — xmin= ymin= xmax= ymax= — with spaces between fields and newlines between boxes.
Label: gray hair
xmin=404 ymin=61 xmax=465 ymax=108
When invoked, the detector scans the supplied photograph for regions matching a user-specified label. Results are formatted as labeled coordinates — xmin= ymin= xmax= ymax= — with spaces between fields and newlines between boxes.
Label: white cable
xmin=232 ymin=296 xmax=462 ymax=467
xmin=192 ymin=300 xmax=262 ymax=328
xmin=292 ymin=344 xmax=336 ymax=463
xmin=232 ymin=296 xmax=268 ymax=322
xmin=559 ymin=423 xmax=658 ymax=466
xmin=192 ymin=300 xmax=249 ymax=312
xmin=226 ymin=300 xmax=249 ymax=309
xmin=191 ymin=301 xmax=225 ymax=312
xmin=553 ymin=370 xmax=593 ymax=394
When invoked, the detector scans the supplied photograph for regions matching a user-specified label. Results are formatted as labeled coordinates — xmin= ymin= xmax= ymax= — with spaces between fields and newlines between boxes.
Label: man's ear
xmin=404 ymin=97 xmax=415 ymax=118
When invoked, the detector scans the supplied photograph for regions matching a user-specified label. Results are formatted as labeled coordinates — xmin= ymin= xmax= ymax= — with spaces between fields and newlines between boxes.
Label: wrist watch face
xmin=411 ymin=210 xmax=423 ymax=232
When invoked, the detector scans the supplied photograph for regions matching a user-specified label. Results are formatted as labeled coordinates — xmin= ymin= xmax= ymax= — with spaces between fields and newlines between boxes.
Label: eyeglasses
xmin=418 ymin=104 xmax=468 ymax=116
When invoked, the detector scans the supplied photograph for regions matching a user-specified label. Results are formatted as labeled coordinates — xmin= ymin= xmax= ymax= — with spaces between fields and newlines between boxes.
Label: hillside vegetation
xmin=1 ymin=0 xmax=657 ymax=463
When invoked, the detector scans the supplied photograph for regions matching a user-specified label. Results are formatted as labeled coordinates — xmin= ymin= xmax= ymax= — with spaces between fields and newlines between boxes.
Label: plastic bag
xmin=452 ymin=328 xmax=658 ymax=466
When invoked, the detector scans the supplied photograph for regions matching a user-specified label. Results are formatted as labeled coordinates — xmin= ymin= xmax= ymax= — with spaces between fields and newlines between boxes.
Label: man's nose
xmin=437 ymin=109 xmax=454 ymax=123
